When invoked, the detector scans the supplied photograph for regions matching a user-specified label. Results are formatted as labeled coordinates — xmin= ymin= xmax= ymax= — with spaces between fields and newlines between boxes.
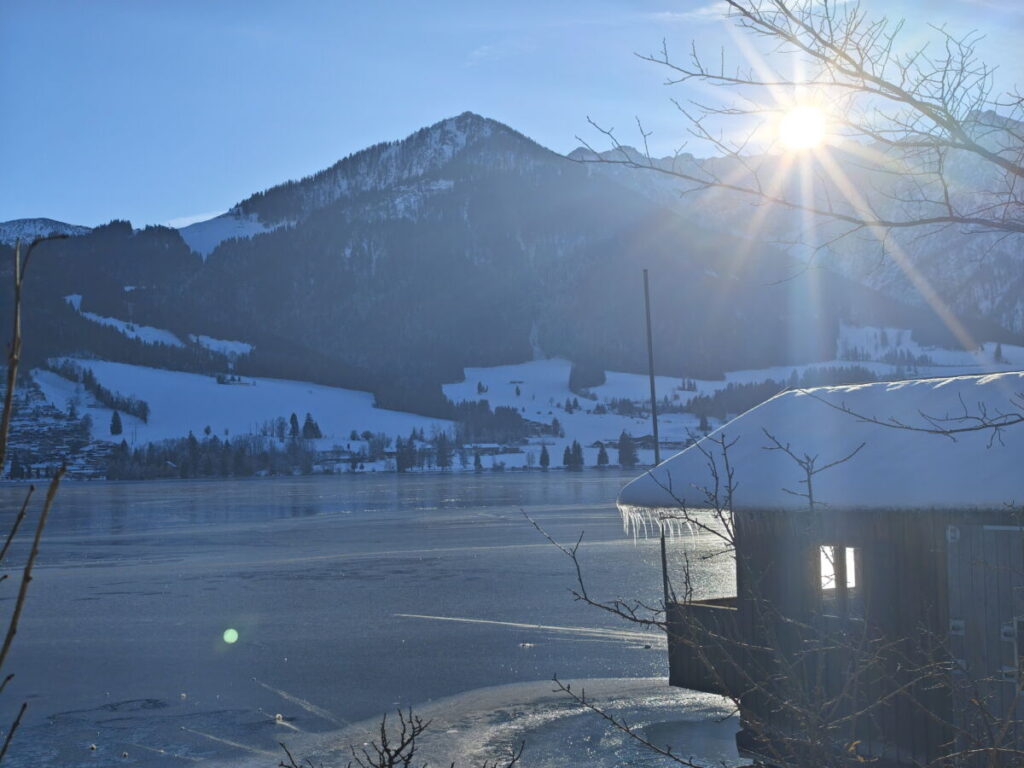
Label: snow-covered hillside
xmin=441 ymin=332 xmax=1023 ymax=469
xmin=0 ymin=217 xmax=91 ymax=245
xmin=33 ymin=360 xmax=451 ymax=446
xmin=188 ymin=334 xmax=254 ymax=358
xmin=31 ymin=319 xmax=1023 ymax=475
xmin=444 ymin=359 xmax=697 ymax=467
xmin=63 ymin=294 xmax=254 ymax=357
xmin=79 ymin=312 xmax=185 ymax=347
xmin=176 ymin=210 xmax=284 ymax=258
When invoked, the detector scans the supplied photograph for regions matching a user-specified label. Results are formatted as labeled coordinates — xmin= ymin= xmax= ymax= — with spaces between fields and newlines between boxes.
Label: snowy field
xmin=2 ymin=472 xmax=738 ymax=768
xmin=33 ymin=360 xmax=451 ymax=445
xmin=441 ymin=330 xmax=1022 ymax=469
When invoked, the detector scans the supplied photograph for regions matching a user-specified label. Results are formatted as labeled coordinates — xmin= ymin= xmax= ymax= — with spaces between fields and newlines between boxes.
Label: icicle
xmin=617 ymin=503 xmax=699 ymax=540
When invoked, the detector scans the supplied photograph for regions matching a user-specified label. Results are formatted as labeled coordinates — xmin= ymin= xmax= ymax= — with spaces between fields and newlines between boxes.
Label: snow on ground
xmin=837 ymin=321 xmax=1023 ymax=367
xmin=443 ymin=359 xmax=698 ymax=469
xmin=30 ymin=322 xmax=1021 ymax=470
xmin=592 ymin=370 xmax=688 ymax=403
xmin=441 ymin=332 xmax=1023 ymax=471
xmin=80 ymin=312 xmax=184 ymax=347
xmin=444 ymin=359 xmax=575 ymax=409
xmin=33 ymin=360 xmax=451 ymax=446
xmin=188 ymin=334 xmax=254 ymax=357
xmin=68 ymin=294 xmax=255 ymax=357
xmin=274 ymin=679 xmax=741 ymax=768
xmin=177 ymin=210 xmax=285 ymax=258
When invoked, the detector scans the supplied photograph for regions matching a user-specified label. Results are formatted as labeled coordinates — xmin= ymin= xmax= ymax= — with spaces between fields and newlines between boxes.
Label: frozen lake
xmin=0 ymin=472 xmax=738 ymax=767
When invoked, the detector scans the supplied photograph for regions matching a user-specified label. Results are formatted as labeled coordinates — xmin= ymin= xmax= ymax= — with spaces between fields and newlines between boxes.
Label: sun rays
xmin=704 ymin=39 xmax=984 ymax=360
xmin=779 ymin=106 xmax=828 ymax=150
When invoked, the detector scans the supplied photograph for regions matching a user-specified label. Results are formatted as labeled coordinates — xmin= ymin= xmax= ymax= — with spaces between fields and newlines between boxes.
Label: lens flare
xmin=779 ymin=106 xmax=827 ymax=150
xmin=223 ymin=628 xmax=239 ymax=644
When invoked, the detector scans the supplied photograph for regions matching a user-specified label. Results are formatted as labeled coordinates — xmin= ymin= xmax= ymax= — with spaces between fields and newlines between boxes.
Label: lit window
xmin=820 ymin=545 xmax=861 ymax=619
xmin=820 ymin=546 xmax=856 ymax=590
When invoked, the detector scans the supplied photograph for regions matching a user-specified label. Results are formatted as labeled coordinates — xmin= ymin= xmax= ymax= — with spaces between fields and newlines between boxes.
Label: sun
xmin=778 ymin=106 xmax=827 ymax=151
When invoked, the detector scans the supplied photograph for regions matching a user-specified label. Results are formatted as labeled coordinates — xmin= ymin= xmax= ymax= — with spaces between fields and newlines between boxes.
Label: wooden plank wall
xmin=948 ymin=523 xmax=1024 ymax=764
xmin=664 ymin=508 xmax=1024 ymax=765
xmin=734 ymin=509 xmax=953 ymax=765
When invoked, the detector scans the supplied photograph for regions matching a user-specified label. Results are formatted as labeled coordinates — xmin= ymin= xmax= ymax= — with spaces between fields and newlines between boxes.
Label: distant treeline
xmin=105 ymin=432 xmax=318 ymax=480
xmin=684 ymin=366 xmax=883 ymax=420
xmin=46 ymin=359 xmax=151 ymax=422
xmin=452 ymin=401 xmax=544 ymax=444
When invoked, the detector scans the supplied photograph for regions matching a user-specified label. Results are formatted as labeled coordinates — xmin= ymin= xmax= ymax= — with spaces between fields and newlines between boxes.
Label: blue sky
xmin=2 ymin=1 xmax=1022 ymax=227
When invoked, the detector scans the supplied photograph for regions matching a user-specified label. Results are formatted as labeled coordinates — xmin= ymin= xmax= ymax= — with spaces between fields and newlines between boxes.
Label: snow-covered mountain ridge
xmin=0 ymin=217 xmax=91 ymax=246
xmin=238 ymin=112 xmax=550 ymax=223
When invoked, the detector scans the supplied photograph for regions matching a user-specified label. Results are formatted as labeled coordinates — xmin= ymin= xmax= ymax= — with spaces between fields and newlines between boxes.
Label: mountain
xmin=4 ymin=113 xmax=1019 ymax=417
xmin=0 ymin=218 xmax=91 ymax=246
xmin=571 ymin=113 xmax=1024 ymax=336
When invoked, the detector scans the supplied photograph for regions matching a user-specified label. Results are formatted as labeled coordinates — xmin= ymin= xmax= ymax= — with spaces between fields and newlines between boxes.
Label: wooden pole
xmin=644 ymin=269 xmax=671 ymax=607
xmin=643 ymin=269 xmax=661 ymax=465
xmin=661 ymin=529 xmax=672 ymax=606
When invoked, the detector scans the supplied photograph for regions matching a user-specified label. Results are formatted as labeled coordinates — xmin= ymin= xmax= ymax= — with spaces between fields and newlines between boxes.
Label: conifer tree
xmin=435 ymin=432 xmax=452 ymax=469
xmin=110 ymin=410 xmax=123 ymax=436
xmin=570 ymin=440 xmax=584 ymax=470
xmin=289 ymin=412 xmax=300 ymax=439
xmin=617 ymin=431 xmax=637 ymax=469
xmin=563 ymin=445 xmax=572 ymax=467
xmin=302 ymin=412 xmax=322 ymax=439
xmin=539 ymin=444 xmax=550 ymax=469
xmin=597 ymin=443 xmax=609 ymax=467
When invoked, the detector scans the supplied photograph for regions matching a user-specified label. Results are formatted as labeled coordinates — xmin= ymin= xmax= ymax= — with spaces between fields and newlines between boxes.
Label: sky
xmin=2 ymin=0 xmax=1022 ymax=228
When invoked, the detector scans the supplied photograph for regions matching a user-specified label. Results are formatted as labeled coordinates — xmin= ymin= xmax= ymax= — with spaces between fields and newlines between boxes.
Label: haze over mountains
xmin=2 ymin=112 xmax=1019 ymax=417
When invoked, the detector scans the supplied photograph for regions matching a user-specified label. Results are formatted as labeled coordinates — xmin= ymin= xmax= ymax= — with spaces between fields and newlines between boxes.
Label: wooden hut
xmin=617 ymin=372 xmax=1024 ymax=767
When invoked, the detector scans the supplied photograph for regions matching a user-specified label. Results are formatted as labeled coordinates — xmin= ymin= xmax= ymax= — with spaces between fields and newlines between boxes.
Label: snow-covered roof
xmin=618 ymin=372 xmax=1024 ymax=515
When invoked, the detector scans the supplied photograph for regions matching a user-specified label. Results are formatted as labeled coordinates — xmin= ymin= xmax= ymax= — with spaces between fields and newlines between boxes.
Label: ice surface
xmin=1 ymin=473 xmax=736 ymax=767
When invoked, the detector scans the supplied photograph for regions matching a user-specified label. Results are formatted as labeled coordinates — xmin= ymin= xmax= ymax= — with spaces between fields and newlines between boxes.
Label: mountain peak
xmin=234 ymin=112 xmax=548 ymax=228
xmin=0 ymin=217 xmax=91 ymax=246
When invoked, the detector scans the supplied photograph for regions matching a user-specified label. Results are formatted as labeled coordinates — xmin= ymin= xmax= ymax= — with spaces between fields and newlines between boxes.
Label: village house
xmin=618 ymin=372 xmax=1024 ymax=767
